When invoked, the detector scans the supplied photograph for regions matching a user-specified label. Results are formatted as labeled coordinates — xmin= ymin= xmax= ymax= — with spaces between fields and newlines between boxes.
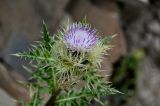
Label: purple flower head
xmin=64 ymin=23 xmax=99 ymax=52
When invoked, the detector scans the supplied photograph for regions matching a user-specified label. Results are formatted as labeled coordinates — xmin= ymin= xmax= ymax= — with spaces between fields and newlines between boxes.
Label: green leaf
xmin=81 ymin=16 xmax=87 ymax=26
xmin=100 ymin=36 xmax=112 ymax=45
xmin=42 ymin=21 xmax=51 ymax=51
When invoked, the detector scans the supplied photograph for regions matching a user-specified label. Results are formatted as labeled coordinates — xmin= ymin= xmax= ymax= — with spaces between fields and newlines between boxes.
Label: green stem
xmin=33 ymin=86 xmax=40 ymax=106
xmin=56 ymin=94 xmax=88 ymax=103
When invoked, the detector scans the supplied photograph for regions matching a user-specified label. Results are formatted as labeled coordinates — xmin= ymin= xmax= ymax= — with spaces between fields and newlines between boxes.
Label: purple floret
xmin=64 ymin=23 xmax=99 ymax=51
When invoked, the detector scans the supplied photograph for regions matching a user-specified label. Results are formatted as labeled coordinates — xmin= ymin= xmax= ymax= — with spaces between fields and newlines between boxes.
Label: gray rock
xmin=147 ymin=20 xmax=160 ymax=35
xmin=120 ymin=1 xmax=160 ymax=106
xmin=135 ymin=57 xmax=160 ymax=106
xmin=3 ymin=33 xmax=32 ymax=79
xmin=0 ymin=63 xmax=29 ymax=104
xmin=117 ymin=0 xmax=152 ymax=52
xmin=32 ymin=0 xmax=70 ymax=33
xmin=138 ymin=0 xmax=149 ymax=4
xmin=0 ymin=0 xmax=71 ymax=79
xmin=157 ymin=9 xmax=160 ymax=21
xmin=0 ymin=0 xmax=40 ymax=56
xmin=0 ymin=0 xmax=70 ymax=55
xmin=0 ymin=88 xmax=16 ymax=106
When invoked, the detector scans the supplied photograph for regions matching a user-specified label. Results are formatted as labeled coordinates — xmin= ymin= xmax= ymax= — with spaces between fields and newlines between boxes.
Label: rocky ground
xmin=0 ymin=0 xmax=160 ymax=106
xmin=119 ymin=0 xmax=160 ymax=105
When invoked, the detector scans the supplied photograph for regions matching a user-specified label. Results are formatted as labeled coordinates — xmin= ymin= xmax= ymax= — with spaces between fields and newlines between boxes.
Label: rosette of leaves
xmin=15 ymin=19 xmax=119 ymax=106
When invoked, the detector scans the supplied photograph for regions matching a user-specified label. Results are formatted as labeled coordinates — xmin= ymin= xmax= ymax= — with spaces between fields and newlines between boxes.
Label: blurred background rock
xmin=0 ymin=0 xmax=159 ymax=106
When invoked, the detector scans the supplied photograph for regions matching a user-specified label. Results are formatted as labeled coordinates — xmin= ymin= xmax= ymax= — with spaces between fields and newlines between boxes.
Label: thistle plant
xmin=15 ymin=19 xmax=119 ymax=106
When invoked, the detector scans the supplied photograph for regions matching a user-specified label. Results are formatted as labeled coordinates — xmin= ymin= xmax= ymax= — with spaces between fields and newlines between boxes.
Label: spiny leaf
xmin=100 ymin=34 xmax=117 ymax=45
xmin=82 ymin=16 xmax=87 ymax=26
xmin=42 ymin=21 xmax=51 ymax=51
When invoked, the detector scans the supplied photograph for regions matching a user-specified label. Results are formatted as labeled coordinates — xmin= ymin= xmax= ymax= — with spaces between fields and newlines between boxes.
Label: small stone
xmin=148 ymin=20 xmax=160 ymax=34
